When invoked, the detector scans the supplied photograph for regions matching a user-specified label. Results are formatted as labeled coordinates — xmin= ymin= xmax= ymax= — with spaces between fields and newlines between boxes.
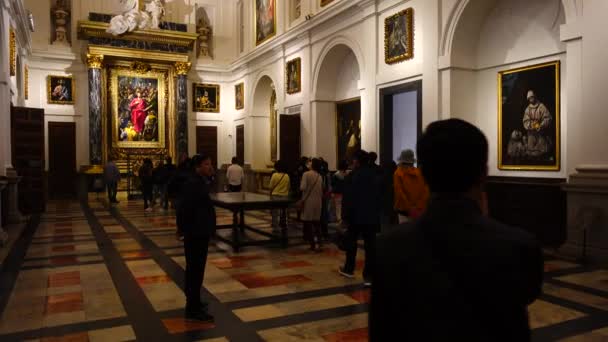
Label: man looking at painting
xmin=523 ymin=90 xmax=552 ymax=158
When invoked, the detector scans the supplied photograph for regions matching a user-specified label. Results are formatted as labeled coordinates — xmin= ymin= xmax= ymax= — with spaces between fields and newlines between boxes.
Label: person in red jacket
xmin=393 ymin=149 xmax=429 ymax=223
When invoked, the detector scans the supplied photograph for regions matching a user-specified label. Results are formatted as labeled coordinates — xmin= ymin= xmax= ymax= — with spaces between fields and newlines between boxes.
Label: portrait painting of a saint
xmin=286 ymin=58 xmax=301 ymax=94
xmin=235 ymin=83 xmax=244 ymax=110
xmin=47 ymin=75 xmax=75 ymax=105
xmin=384 ymin=8 xmax=413 ymax=64
xmin=336 ymin=99 xmax=362 ymax=167
xmin=498 ymin=61 xmax=560 ymax=170
xmin=193 ymin=83 xmax=220 ymax=113
xmin=255 ymin=0 xmax=276 ymax=46
xmin=111 ymin=67 xmax=166 ymax=149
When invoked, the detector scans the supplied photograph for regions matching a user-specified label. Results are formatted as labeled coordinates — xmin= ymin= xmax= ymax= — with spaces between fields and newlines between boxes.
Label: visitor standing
xmin=331 ymin=160 xmax=349 ymax=224
xmin=393 ymin=149 xmax=429 ymax=223
xmin=226 ymin=157 xmax=244 ymax=192
xmin=299 ymin=158 xmax=324 ymax=251
xmin=103 ymin=158 xmax=121 ymax=204
xmin=139 ymin=159 xmax=154 ymax=212
xmin=269 ymin=160 xmax=291 ymax=230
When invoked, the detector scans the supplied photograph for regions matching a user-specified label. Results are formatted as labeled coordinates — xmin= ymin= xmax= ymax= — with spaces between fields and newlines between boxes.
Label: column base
xmin=560 ymin=165 xmax=608 ymax=264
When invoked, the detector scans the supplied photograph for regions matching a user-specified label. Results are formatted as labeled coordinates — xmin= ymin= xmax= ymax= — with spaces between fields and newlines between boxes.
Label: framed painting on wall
xmin=235 ymin=83 xmax=244 ymax=110
xmin=255 ymin=0 xmax=276 ymax=46
xmin=47 ymin=75 xmax=75 ymax=105
xmin=9 ymin=27 xmax=16 ymax=76
xmin=193 ymin=83 xmax=220 ymax=113
xmin=498 ymin=61 xmax=560 ymax=171
xmin=384 ymin=8 xmax=414 ymax=64
xmin=286 ymin=58 xmax=301 ymax=94
xmin=336 ymin=98 xmax=361 ymax=165
xmin=110 ymin=67 xmax=167 ymax=148
xmin=321 ymin=0 xmax=335 ymax=7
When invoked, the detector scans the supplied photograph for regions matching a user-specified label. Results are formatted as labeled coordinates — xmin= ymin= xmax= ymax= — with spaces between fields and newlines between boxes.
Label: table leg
xmin=232 ymin=209 xmax=240 ymax=253
xmin=239 ymin=208 xmax=245 ymax=234
xmin=280 ymin=207 xmax=288 ymax=248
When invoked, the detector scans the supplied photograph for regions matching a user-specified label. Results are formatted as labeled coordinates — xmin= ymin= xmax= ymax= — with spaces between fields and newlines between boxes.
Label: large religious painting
xmin=110 ymin=67 xmax=166 ymax=148
xmin=255 ymin=0 xmax=276 ymax=46
xmin=286 ymin=58 xmax=301 ymax=94
xmin=235 ymin=82 xmax=244 ymax=110
xmin=47 ymin=75 xmax=75 ymax=105
xmin=384 ymin=8 xmax=413 ymax=64
xmin=193 ymin=83 xmax=220 ymax=113
xmin=336 ymin=98 xmax=361 ymax=166
xmin=498 ymin=61 xmax=560 ymax=171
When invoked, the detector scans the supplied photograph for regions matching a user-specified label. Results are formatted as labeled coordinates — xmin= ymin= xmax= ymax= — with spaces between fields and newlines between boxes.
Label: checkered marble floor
xmin=1 ymin=196 xmax=608 ymax=341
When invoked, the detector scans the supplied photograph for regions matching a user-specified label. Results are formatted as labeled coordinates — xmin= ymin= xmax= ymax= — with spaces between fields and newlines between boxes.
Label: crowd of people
xmin=101 ymin=119 xmax=543 ymax=341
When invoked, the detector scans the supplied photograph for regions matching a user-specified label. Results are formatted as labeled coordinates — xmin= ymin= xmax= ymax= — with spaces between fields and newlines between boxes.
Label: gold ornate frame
xmin=255 ymin=0 xmax=277 ymax=46
xmin=193 ymin=83 xmax=220 ymax=113
xmin=9 ymin=28 xmax=16 ymax=76
xmin=235 ymin=83 xmax=244 ymax=110
xmin=497 ymin=61 xmax=561 ymax=171
xmin=24 ymin=65 xmax=29 ymax=99
xmin=384 ymin=8 xmax=414 ymax=65
xmin=47 ymin=75 xmax=75 ymax=105
xmin=286 ymin=57 xmax=301 ymax=94
xmin=109 ymin=66 xmax=167 ymax=149
xmin=321 ymin=0 xmax=334 ymax=7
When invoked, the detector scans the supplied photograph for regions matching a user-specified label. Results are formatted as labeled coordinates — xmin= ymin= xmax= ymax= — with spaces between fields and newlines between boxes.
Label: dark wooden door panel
xmin=196 ymin=126 xmax=218 ymax=166
xmin=48 ymin=122 xmax=77 ymax=199
xmin=279 ymin=114 xmax=301 ymax=171
xmin=11 ymin=106 xmax=45 ymax=213
xmin=236 ymin=125 xmax=245 ymax=165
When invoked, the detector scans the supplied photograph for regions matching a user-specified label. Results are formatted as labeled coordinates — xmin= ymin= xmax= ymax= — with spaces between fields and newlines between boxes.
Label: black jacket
xmin=342 ymin=166 xmax=382 ymax=226
xmin=370 ymin=195 xmax=543 ymax=342
xmin=177 ymin=174 xmax=216 ymax=238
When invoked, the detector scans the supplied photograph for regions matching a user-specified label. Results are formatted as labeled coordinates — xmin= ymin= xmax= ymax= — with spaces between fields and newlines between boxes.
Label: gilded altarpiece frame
xmin=103 ymin=61 xmax=176 ymax=160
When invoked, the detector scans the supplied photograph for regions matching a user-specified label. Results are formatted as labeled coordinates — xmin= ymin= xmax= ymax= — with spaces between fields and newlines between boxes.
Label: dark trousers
xmin=343 ymin=224 xmax=377 ymax=280
xmin=107 ymin=182 xmax=118 ymax=202
xmin=228 ymin=184 xmax=242 ymax=192
xmin=184 ymin=235 xmax=210 ymax=312
xmin=143 ymin=184 xmax=153 ymax=209
xmin=303 ymin=221 xmax=322 ymax=249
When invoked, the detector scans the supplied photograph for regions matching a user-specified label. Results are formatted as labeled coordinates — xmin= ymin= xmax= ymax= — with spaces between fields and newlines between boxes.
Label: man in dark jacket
xmin=178 ymin=154 xmax=216 ymax=322
xmin=339 ymin=150 xmax=381 ymax=286
xmin=370 ymin=119 xmax=543 ymax=341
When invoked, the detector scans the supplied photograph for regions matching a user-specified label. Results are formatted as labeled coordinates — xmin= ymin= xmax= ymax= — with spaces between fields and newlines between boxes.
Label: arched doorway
xmin=251 ymin=75 xmax=276 ymax=168
xmin=312 ymin=43 xmax=362 ymax=169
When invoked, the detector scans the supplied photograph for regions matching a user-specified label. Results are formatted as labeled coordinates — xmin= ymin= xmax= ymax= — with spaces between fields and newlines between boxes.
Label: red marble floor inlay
xmin=53 ymin=235 xmax=75 ymax=243
xmin=136 ymin=275 xmax=172 ymax=285
xmin=41 ymin=332 xmax=89 ymax=342
xmin=210 ymin=255 xmax=263 ymax=269
xmin=323 ymin=327 xmax=368 ymax=342
xmin=52 ymin=245 xmax=76 ymax=253
xmin=54 ymin=228 xmax=73 ymax=235
xmin=162 ymin=318 xmax=215 ymax=334
xmin=121 ymin=250 xmax=151 ymax=259
xmin=45 ymin=292 xmax=83 ymax=314
xmin=51 ymin=256 xmax=79 ymax=266
xmin=48 ymin=271 xmax=81 ymax=288
xmin=280 ymin=261 xmax=313 ymax=268
xmin=233 ymin=272 xmax=311 ymax=288
xmin=349 ymin=289 xmax=371 ymax=304
xmin=108 ymin=232 xmax=132 ymax=239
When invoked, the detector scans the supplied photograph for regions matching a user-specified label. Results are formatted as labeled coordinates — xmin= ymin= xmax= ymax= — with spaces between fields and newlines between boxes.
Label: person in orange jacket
xmin=393 ymin=149 xmax=429 ymax=223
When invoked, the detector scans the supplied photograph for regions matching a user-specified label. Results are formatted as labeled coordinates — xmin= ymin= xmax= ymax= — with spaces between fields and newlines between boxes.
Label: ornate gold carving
xmin=174 ymin=62 xmax=191 ymax=75
xmin=88 ymin=45 xmax=190 ymax=63
xmin=9 ymin=28 xmax=16 ymax=76
xmin=131 ymin=61 xmax=151 ymax=74
xmin=77 ymin=20 xmax=199 ymax=50
xmin=86 ymin=53 xmax=104 ymax=69
xmin=24 ymin=65 xmax=29 ymax=99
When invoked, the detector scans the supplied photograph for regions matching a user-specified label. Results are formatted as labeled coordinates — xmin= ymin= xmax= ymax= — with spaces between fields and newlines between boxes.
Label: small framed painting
xmin=498 ymin=61 xmax=560 ymax=171
xmin=286 ymin=58 xmax=301 ymax=94
xmin=235 ymin=83 xmax=244 ymax=110
xmin=193 ymin=83 xmax=220 ymax=113
xmin=384 ymin=8 xmax=414 ymax=64
xmin=47 ymin=75 xmax=75 ymax=105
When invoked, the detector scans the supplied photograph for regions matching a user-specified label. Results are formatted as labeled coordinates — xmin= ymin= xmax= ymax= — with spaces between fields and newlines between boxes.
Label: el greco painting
xmin=255 ymin=0 xmax=276 ymax=46
xmin=498 ymin=61 xmax=560 ymax=171
xmin=194 ymin=83 xmax=220 ymax=113
xmin=384 ymin=8 xmax=413 ymax=64
xmin=336 ymin=99 xmax=362 ymax=166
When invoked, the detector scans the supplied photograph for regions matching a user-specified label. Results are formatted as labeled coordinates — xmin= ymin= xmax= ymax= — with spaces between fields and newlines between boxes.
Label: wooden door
xmin=48 ymin=122 xmax=77 ymax=199
xmin=11 ymin=106 xmax=45 ymax=213
xmin=236 ymin=124 xmax=244 ymax=165
xmin=196 ymin=126 xmax=218 ymax=166
xmin=279 ymin=114 xmax=301 ymax=171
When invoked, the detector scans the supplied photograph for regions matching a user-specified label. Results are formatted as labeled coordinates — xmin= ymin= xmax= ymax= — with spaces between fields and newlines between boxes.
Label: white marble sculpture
xmin=107 ymin=0 xmax=164 ymax=36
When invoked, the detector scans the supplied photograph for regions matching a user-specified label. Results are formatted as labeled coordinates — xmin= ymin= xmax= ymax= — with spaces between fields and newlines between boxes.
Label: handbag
xmin=295 ymin=174 xmax=320 ymax=210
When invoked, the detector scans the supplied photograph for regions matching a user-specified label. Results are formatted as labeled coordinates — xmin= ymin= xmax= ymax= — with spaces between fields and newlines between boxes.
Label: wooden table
xmin=210 ymin=192 xmax=294 ymax=252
